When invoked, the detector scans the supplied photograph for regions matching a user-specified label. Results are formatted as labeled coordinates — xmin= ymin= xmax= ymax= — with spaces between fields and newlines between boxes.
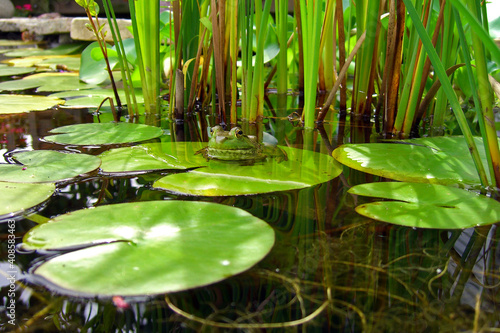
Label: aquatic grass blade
xmin=401 ymin=0 xmax=488 ymax=187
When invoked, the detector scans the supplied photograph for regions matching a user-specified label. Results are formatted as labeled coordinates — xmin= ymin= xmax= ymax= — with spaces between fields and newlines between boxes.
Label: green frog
xmin=196 ymin=126 xmax=287 ymax=162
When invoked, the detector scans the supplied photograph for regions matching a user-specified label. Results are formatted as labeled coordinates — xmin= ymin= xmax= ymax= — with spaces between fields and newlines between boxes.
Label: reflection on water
xmin=0 ymin=107 xmax=499 ymax=332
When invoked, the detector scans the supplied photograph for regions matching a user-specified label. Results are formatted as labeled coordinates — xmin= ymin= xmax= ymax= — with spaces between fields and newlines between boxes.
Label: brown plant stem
xmin=317 ymin=31 xmax=366 ymax=123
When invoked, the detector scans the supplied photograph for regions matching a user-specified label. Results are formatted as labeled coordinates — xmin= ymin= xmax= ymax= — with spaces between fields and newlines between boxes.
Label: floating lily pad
xmin=0 ymin=72 xmax=94 ymax=92
xmin=349 ymin=182 xmax=500 ymax=229
xmin=0 ymin=64 xmax=36 ymax=77
xmin=44 ymin=123 xmax=164 ymax=145
xmin=0 ymin=40 xmax=39 ymax=47
xmin=4 ymin=43 xmax=86 ymax=57
xmin=0 ymin=182 xmax=55 ymax=220
xmin=0 ymin=150 xmax=101 ymax=183
xmin=0 ymin=94 xmax=65 ymax=114
xmin=49 ymin=88 xmax=144 ymax=107
xmin=22 ymin=201 xmax=275 ymax=296
xmin=99 ymin=142 xmax=201 ymax=174
xmin=37 ymin=55 xmax=81 ymax=72
xmin=332 ymin=136 xmax=496 ymax=186
xmin=152 ymin=144 xmax=341 ymax=196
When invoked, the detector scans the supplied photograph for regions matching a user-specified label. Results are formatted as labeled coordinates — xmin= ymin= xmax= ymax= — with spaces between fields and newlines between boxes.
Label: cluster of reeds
xmin=87 ymin=0 xmax=498 ymax=187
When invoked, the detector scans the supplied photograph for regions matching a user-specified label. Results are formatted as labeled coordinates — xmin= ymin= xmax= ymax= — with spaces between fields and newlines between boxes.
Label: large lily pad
xmin=152 ymin=144 xmax=341 ymax=196
xmin=349 ymin=182 xmax=500 ymax=229
xmin=0 ymin=182 xmax=55 ymax=220
xmin=0 ymin=94 xmax=65 ymax=114
xmin=332 ymin=136 xmax=496 ymax=186
xmin=22 ymin=201 xmax=275 ymax=296
xmin=0 ymin=150 xmax=101 ymax=183
xmin=44 ymin=123 xmax=164 ymax=145
xmin=0 ymin=72 xmax=94 ymax=92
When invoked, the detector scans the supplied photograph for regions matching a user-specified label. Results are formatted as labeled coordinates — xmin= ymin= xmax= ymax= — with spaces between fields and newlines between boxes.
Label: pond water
xmin=1 ymin=102 xmax=499 ymax=332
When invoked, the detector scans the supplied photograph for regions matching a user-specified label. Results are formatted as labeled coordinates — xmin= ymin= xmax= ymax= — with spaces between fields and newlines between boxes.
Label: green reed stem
xmin=276 ymin=0 xmax=288 ymax=95
xmin=464 ymin=0 xmax=499 ymax=187
xmin=129 ymin=0 xmax=160 ymax=118
xmin=249 ymin=0 xmax=272 ymax=122
xmin=432 ymin=0 xmax=457 ymax=132
xmin=401 ymin=0 xmax=489 ymax=187
xmin=448 ymin=0 xmax=500 ymax=65
xmin=351 ymin=0 xmax=380 ymax=117
xmin=300 ymin=0 xmax=323 ymax=129
xmin=453 ymin=8 xmax=496 ymax=187
xmin=102 ymin=0 xmax=138 ymax=118
xmin=228 ymin=0 xmax=238 ymax=123
xmin=239 ymin=0 xmax=253 ymax=120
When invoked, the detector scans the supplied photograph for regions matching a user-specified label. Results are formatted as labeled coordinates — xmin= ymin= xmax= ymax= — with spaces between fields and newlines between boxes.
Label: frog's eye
xmin=229 ymin=127 xmax=244 ymax=138
xmin=210 ymin=126 xmax=222 ymax=135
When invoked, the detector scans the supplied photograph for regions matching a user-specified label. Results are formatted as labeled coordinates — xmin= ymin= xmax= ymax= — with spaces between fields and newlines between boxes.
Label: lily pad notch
xmin=349 ymin=182 xmax=500 ymax=229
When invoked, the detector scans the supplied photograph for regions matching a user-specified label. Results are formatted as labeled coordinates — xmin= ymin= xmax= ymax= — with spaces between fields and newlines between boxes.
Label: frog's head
xmin=208 ymin=126 xmax=258 ymax=151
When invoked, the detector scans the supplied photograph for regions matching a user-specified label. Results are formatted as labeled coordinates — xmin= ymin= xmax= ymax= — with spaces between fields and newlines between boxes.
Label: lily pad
xmin=37 ymin=55 xmax=81 ymax=72
xmin=0 ymin=72 xmax=94 ymax=92
xmin=0 ymin=150 xmax=101 ymax=183
xmin=332 ymin=136 xmax=496 ymax=186
xmin=22 ymin=201 xmax=275 ymax=296
xmin=44 ymin=123 xmax=164 ymax=145
xmin=99 ymin=142 xmax=201 ymax=174
xmin=0 ymin=182 xmax=55 ymax=220
xmin=153 ymin=144 xmax=341 ymax=196
xmin=0 ymin=64 xmax=36 ymax=77
xmin=49 ymin=88 xmax=144 ymax=107
xmin=349 ymin=182 xmax=500 ymax=229
xmin=4 ymin=43 xmax=86 ymax=57
xmin=0 ymin=94 xmax=65 ymax=114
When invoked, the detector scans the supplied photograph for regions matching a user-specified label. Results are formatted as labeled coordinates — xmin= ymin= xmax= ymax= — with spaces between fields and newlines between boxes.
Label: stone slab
xmin=70 ymin=17 xmax=132 ymax=41
xmin=0 ymin=17 xmax=72 ymax=35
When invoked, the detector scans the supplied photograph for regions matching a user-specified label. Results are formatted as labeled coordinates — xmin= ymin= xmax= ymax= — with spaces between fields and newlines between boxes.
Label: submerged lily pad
xmin=0 ymin=182 xmax=55 ymax=220
xmin=0 ymin=150 xmax=101 ymax=183
xmin=332 ymin=136 xmax=496 ymax=186
xmin=22 ymin=201 xmax=275 ymax=296
xmin=0 ymin=72 xmax=94 ymax=92
xmin=44 ymin=123 xmax=164 ymax=145
xmin=152 ymin=144 xmax=341 ymax=196
xmin=0 ymin=94 xmax=65 ymax=114
xmin=349 ymin=182 xmax=500 ymax=229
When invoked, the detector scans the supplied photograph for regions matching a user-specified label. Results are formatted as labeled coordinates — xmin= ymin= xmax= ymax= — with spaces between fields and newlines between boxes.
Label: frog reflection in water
xmin=196 ymin=126 xmax=287 ymax=162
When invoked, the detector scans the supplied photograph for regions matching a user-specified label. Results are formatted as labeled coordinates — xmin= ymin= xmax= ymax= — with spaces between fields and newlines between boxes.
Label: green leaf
xmin=332 ymin=136 xmax=496 ymax=187
xmin=49 ymin=88 xmax=144 ymax=108
xmin=0 ymin=64 xmax=35 ymax=77
xmin=99 ymin=142 xmax=201 ymax=174
xmin=0 ymin=72 xmax=94 ymax=93
xmin=153 ymin=145 xmax=342 ymax=196
xmin=0 ymin=182 xmax=55 ymax=220
xmin=0 ymin=94 xmax=65 ymax=114
xmin=4 ymin=43 xmax=87 ymax=57
xmin=349 ymin=182 xmax=500 ymax=229
xmin=37 ymin=56 xmax=81 ymax=72
xmin=44 ymin=123 xmax=164 ymax=145
xmin=22 ymin=201 xmax=275 ymax=296
xmin=0 ymin=150 xmax=101 ymax=183
xmin=80 ymin=42 xmax=119 ymax=85
xmin=199 ymin=17 xmax=213 ymax=33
